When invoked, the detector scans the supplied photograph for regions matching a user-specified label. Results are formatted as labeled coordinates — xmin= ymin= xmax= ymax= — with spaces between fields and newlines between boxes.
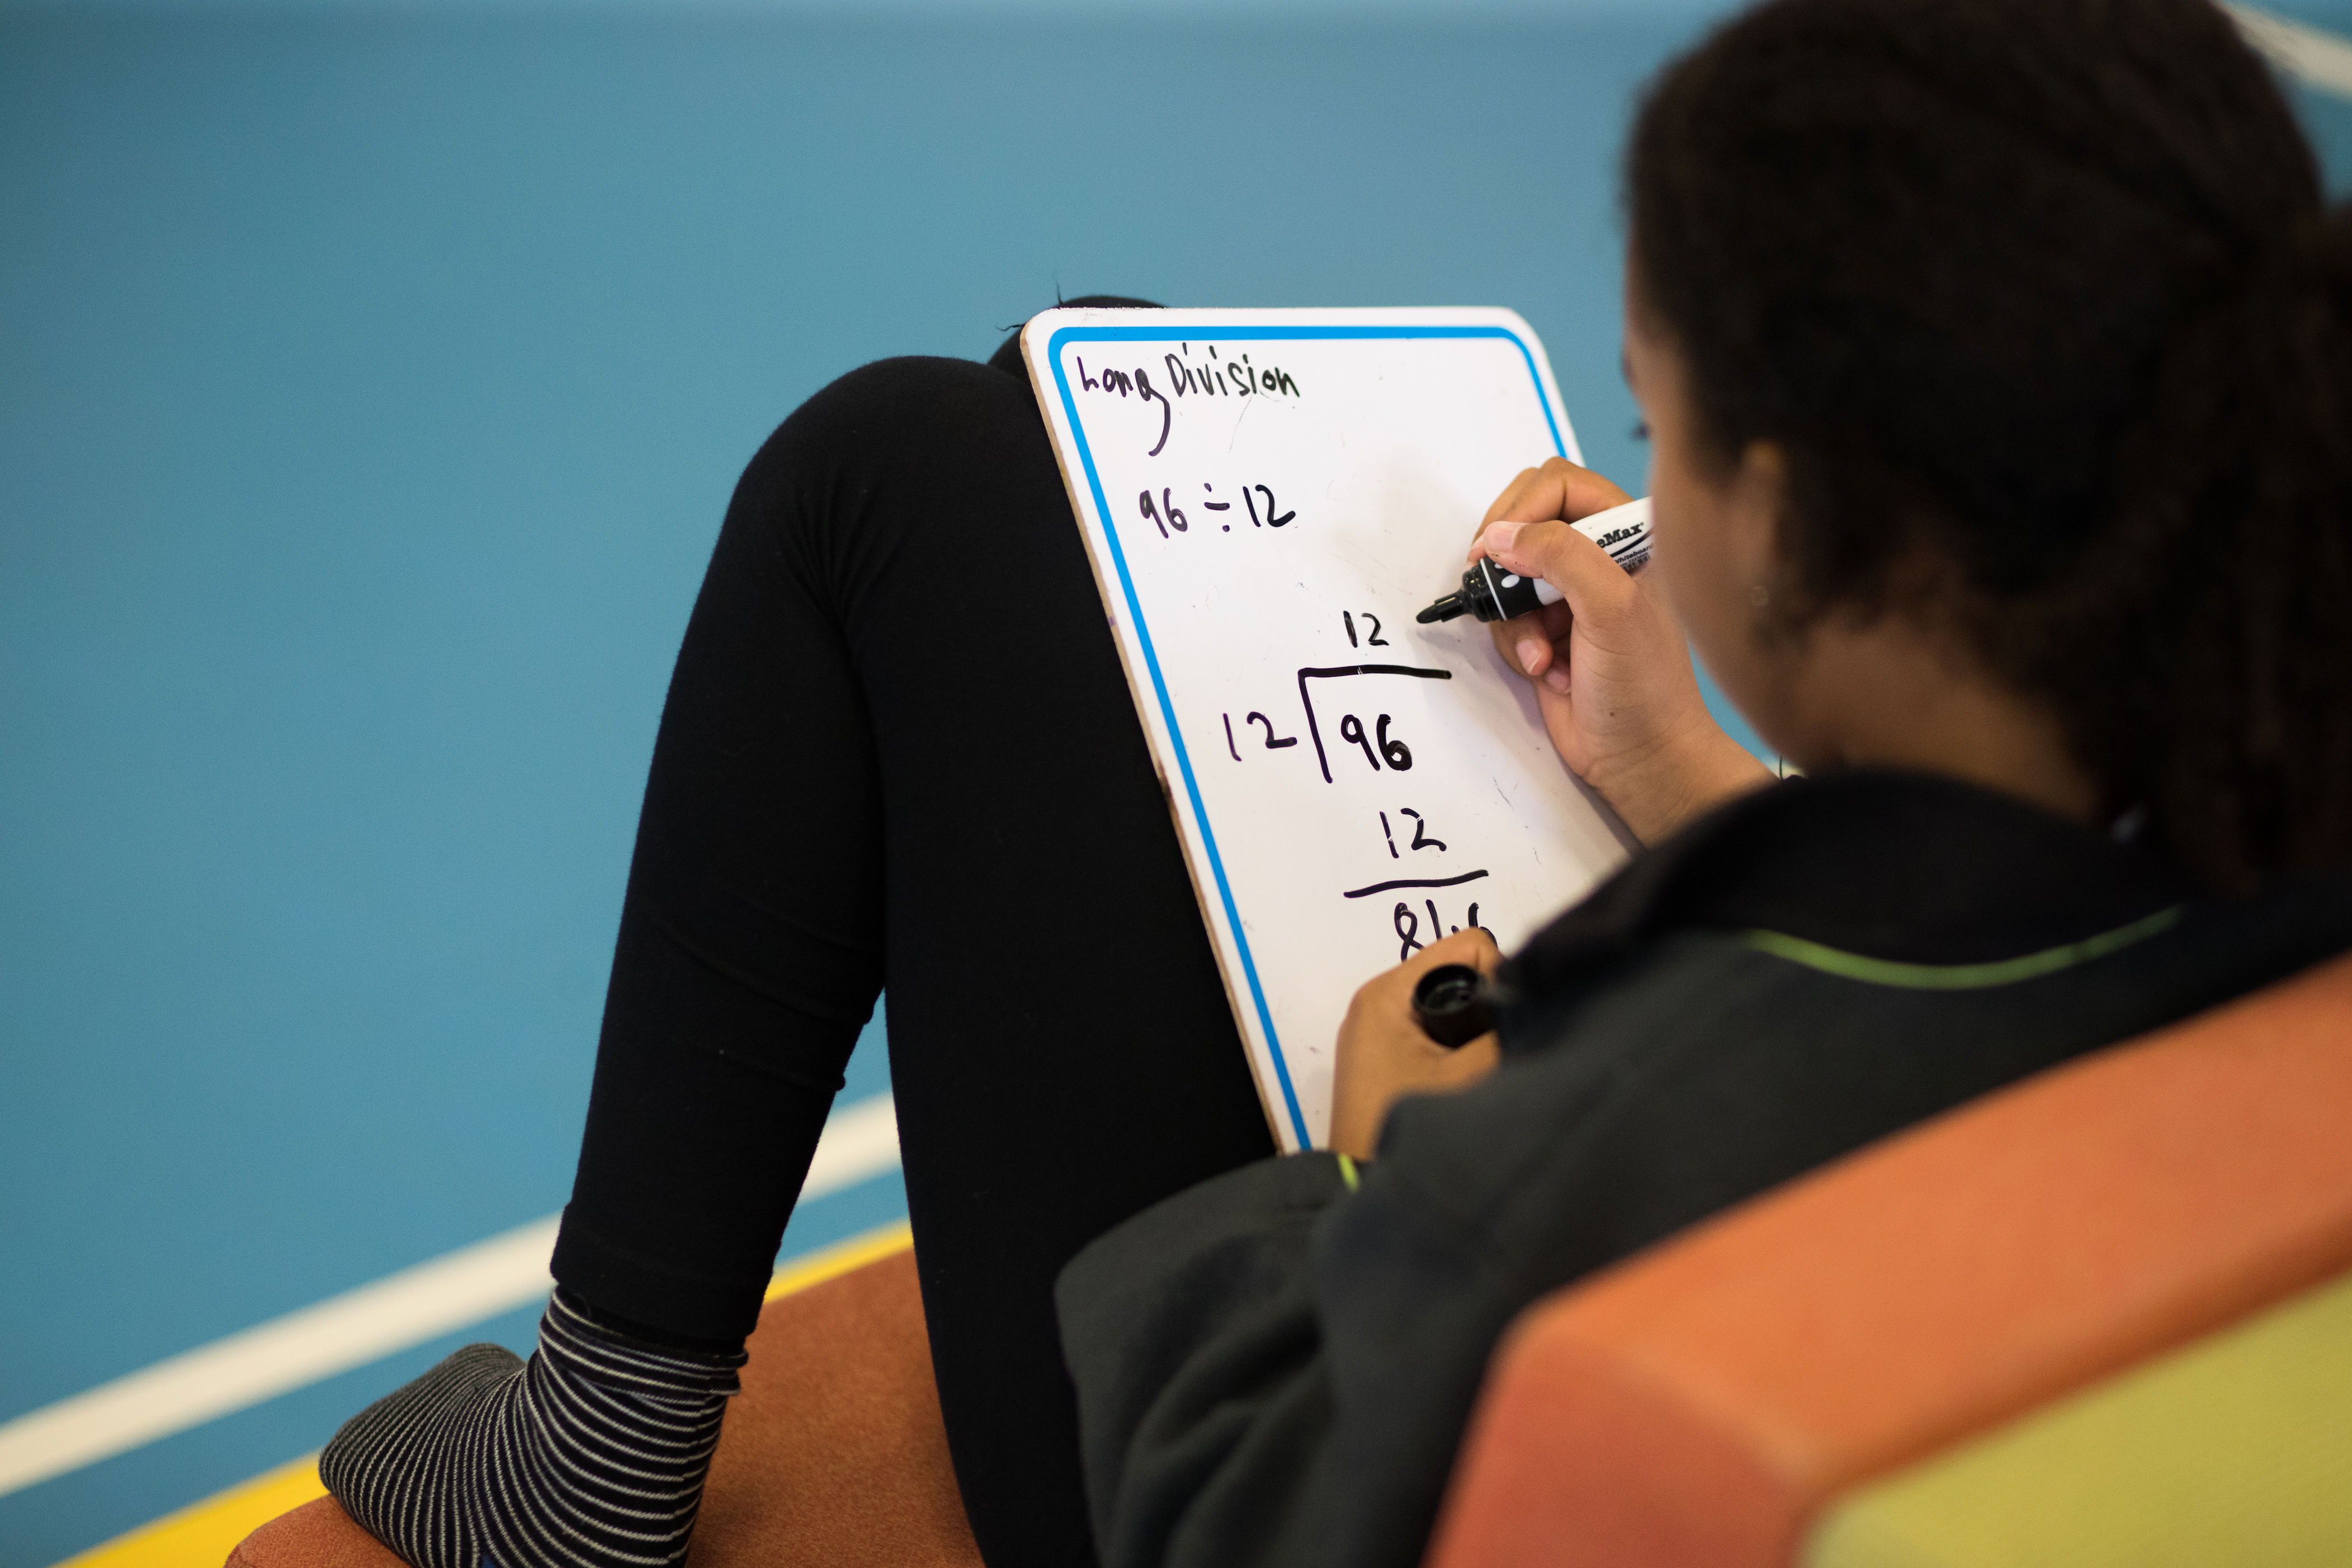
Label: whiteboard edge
xmin=1012 ymin=305 xmax=1587 ymax=1153
xmin=1019 ymin=311 xmax=1302 ymax=1152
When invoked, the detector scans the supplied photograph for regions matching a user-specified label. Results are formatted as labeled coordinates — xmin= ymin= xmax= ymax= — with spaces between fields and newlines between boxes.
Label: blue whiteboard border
xmin=1045 ymin=323 xmax=1569 ymax=1151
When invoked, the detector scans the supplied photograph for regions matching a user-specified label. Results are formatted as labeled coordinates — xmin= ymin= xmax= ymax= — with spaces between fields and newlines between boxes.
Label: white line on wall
xmin=2231 ymin=4 xmax=2352 ymax=100
xmin=797 ymin=1091 xmax=901 ymax=1198
xmin=0 ymin=1092 xmax=901 ymax=1500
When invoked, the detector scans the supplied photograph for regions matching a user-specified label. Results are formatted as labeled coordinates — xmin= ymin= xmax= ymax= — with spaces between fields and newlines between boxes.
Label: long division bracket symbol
xmin=1295 ymin=665 xmax=1453 ymax=783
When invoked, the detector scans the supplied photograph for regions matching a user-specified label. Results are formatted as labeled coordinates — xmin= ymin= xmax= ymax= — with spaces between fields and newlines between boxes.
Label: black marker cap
xmin=1410 ymin=963 xmax=1496 ymax=1048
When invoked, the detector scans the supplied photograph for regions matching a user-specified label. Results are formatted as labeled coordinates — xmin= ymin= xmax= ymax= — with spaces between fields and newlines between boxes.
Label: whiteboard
xmin=1022 ymin=307 xmax=1635 ymax=1152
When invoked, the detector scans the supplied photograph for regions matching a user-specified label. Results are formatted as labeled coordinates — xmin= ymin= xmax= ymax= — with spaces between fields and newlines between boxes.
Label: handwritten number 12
xmin=1242 ymin=484 xmax=1295 ymax=528
xmin=1224 ymin=711 xmax=1298 ymax=759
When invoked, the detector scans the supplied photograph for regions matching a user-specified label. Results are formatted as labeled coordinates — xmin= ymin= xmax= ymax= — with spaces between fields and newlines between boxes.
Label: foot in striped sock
xmin=320 ymin=1291 xmax=747 ymax=1568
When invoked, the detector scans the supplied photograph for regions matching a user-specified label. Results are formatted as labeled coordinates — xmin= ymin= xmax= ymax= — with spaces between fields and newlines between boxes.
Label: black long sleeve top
xmin=1055 ymin=771 xmax=2352 ymax=1568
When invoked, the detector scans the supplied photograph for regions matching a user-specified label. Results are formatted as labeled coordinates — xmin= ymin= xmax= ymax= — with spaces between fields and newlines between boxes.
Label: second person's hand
xmin=1328 ymin=929 xmax=1504 ymax=1163
xmin=1473 ymin=457 xmax=1771 ymax=844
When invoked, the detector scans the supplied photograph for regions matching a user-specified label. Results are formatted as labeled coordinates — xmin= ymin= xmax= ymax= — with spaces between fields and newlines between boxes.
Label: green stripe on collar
xmin=1335 ymin=1153 xmax=1361 ymax=1191
xmin=1742 ymin=906 xmax=2184 ymax=990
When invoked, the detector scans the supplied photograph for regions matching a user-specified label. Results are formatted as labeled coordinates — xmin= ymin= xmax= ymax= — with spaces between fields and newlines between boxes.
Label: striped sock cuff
xmin=538 ymin=1292 xmax=746 ymax=1397
xmin=322 ymin=1295 xmax=749 ymax=1568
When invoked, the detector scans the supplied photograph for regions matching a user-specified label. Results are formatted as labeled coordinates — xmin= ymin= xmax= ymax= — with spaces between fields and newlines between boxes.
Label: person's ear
xmin=1726 ymin=440 xmax=1793 ymax=609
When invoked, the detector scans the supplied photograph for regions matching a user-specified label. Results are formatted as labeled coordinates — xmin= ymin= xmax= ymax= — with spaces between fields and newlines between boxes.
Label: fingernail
xmin=1514 ymin=638 xmax=1546 ymax=673
xmin=1544 ymin=667 xmax=1570 ymax=693
xmin=1480 ymin=521 xmax=1522 ymax=558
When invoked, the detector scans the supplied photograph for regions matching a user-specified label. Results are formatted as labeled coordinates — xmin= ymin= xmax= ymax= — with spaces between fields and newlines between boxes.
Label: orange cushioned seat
xmin=1423 ymin=948 xmax=2352 ymax=1568
xmin=240 ymin=953 xmax=2352 ymax=1568
xmin=229 ymin=1247 xmax=980 ymax=1568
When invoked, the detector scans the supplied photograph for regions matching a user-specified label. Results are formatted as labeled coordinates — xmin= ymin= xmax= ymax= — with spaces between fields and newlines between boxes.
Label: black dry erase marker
xmin=1410 ymin=964 xmax=1496 ymax=1048
xmin=1415 ymin=497 xmax=1653 ymax=625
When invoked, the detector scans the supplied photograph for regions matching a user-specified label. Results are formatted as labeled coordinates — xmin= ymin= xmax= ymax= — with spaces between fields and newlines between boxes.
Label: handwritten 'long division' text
xmin=1075 ymin=343 xmax=1302 ymax=457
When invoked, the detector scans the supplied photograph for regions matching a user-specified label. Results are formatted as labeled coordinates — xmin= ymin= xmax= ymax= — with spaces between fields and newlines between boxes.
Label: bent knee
xmin=785 ymin=355 xmax=1031 ymax=452
xmin=730 ymin=352 xmax=1060 ymax=570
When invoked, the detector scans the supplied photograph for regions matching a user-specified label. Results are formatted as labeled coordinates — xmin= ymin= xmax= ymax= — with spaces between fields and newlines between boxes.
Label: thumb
xmin=1475 ymin=517 xmax=1640 ymax=620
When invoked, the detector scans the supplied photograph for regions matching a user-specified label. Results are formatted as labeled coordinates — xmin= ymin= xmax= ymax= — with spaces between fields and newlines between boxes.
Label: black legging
xmin=547 ymin=309 xmax=1278 ymax=1568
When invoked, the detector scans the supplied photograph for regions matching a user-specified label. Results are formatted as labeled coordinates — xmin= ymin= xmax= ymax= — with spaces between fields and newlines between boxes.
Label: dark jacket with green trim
xmin=1054 ymin=772 xmax=2352 ymax=1568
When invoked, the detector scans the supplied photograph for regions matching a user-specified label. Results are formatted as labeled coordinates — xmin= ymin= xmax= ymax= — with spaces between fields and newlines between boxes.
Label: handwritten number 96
xmin=1338 ymin=714 xmax=1413 ymax=772
xmin=1140 ymin=489 xmax=1187 ymax=537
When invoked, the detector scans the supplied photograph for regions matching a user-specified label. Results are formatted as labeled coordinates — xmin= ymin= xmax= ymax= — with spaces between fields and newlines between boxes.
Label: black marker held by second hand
xmin=1411 ymin=964 xmax=1495 ymax=1047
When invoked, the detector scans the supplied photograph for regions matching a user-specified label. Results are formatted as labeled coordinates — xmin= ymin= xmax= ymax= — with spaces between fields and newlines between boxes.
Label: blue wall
xmin=3 ymin=4 xmax=2348 ymax=1561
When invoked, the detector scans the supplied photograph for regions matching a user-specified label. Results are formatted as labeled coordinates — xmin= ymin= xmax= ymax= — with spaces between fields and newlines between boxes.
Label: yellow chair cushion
xmin=1803 ymin=1268 xmax=2352 ymax=1568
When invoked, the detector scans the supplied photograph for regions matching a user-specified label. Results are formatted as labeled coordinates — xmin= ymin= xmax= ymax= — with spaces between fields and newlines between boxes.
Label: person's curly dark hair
xmin=1628 ymin=0 xmax=2352 ymax=890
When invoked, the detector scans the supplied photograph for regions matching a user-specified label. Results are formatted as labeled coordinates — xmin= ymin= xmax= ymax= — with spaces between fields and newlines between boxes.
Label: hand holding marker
xmin=1415 ymin=497 xmax=1653 ymax=625
xmin=1399 ymin=496 xmax=1654 ymax=1049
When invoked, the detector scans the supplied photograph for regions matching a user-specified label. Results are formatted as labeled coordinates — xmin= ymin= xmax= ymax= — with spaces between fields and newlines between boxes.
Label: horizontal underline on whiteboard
xmin=0 ymin=1092 xmax=901 ymax=1500
xmin=1343 ymin=869 xmax=1492 ymax=899
xmin=1298 ymin=663 xmax=1455 ymax=681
